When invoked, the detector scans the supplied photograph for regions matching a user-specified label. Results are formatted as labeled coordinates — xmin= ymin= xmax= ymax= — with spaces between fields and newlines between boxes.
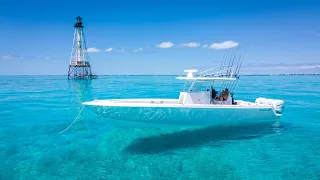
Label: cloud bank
xmin=104 ymin=48 xmax=113 ymax=52
xmin=206 ymin=41 xmax=239 ymax=50
xmin=180 ymin=42 xmax=201 ymax=48
xmin=157 ymin=41 xmax=174 ymax=48
xmin=87 ymin=47 xmax=101 ymax=52
xmin=0 ymin=55 xmax=25 ymax=60
xmin=85 ymin=40 xmax=238 ymax=53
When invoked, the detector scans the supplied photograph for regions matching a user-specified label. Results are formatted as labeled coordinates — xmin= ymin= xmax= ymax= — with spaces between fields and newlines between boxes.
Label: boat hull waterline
xmin=83 ymin=99 xmax=282 ymax=126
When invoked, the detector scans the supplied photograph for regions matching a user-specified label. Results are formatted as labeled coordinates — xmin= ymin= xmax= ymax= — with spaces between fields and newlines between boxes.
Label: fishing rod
xmin=219 ymin=53 xmax=227 ymax=73
xmin=227 ymin=51 xmax=237 ymax=76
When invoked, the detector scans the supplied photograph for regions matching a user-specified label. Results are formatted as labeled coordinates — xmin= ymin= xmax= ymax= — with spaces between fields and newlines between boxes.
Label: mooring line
xmin=58 ymin=105 xmax=85 ymax=134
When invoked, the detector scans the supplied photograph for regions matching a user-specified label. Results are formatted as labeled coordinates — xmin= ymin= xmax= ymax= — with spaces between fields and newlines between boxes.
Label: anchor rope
xmin=58 ymin=105 xmax=85 ymax=134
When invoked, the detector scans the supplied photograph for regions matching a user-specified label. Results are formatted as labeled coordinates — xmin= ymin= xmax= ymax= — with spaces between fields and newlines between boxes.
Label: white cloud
xmin=180 ymin=42 xmax=201 ymax=48
xmin=0 ymin=55 xmax=24 ymax=60
xmin=87 ymin=47 xmax=101 ymax=52
xmin=206 ymin=41 xmax=239 ymax=50
xmin=157 ymin=41 xmax=174 ymax=48
xmin=104 ymin=48 xmax=113 ymax=52
xmin=132 ymin=48 xmax=143 ymax=52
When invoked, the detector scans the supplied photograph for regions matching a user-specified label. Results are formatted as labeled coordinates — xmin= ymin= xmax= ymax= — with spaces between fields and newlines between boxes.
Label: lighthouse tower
xmin=68 ymin=16 xmax=97 ymax=80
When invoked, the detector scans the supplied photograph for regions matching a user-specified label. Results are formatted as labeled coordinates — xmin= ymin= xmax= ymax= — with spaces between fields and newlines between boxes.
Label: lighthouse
xmin=68 ymin=16 xmax=97 ymax=80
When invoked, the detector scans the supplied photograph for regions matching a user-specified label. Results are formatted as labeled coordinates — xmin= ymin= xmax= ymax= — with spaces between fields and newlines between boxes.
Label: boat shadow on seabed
xmin=123 ymin=121 xmax=293 ymax=154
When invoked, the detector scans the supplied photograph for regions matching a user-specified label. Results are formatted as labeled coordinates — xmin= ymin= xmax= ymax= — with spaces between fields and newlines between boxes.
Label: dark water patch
xmin=124 ymin=122 xmax=293 ymax=154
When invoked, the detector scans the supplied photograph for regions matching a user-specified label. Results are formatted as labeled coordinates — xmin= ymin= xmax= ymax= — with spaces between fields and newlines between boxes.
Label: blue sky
xmin=0 ymin=0 xmax=320 ymax=75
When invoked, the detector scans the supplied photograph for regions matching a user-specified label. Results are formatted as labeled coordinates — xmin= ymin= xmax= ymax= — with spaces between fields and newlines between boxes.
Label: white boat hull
xmin=82 ymin=59 xmax=285 ymax=127
xmin=83 ymin=99 xmax=282 ymax=126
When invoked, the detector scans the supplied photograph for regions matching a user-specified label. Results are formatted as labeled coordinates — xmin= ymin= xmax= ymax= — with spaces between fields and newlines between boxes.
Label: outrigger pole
xmin=195 ymin=51 xmax=244 ymax=94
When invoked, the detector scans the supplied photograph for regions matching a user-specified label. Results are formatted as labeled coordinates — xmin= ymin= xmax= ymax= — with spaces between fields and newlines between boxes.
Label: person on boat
xmin=210 ymin=86 xmax=217 ymax=104
xmin=211 ymin=86 xmax=217 ymax=98
xmin=231 ymin=93 xmax=237 ymax=105
xmin=214 ymin=88 xmax=231 ymax=104
xmin=215 ymin=91 xmax=222 ymax=101
xmin=224 ymin=88 xmax=236 ymax=105
xmin=215 ymin=90 xmax=228 ymax=101
xmin=222 ymin=90 xmax=229 ymax=101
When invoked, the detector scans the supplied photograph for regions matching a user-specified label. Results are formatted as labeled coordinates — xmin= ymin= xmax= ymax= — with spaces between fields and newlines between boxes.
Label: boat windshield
xmin=183 ymin=81 xmax=213 ymax=92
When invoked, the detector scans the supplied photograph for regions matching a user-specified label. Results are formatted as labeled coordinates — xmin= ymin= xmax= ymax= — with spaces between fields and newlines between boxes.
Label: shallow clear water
xmin=0 ymin=75 xmax=319 ymax=180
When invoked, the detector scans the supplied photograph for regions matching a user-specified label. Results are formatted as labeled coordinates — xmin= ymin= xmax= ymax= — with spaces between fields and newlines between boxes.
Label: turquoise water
xmin=0 ymin=75 xmax=320 ymax=180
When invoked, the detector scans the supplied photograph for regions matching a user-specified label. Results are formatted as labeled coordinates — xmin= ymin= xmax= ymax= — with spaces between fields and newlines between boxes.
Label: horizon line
xmin=0 ymin=74 xmax=320 ymax=76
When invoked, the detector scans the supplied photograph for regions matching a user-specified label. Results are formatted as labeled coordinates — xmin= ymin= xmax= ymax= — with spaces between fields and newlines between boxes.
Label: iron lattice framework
xmin=68 ymin=16 xmax=97 ymax=80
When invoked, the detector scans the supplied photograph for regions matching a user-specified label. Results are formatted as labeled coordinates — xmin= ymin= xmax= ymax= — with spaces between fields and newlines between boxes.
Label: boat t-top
xmin=83 ymin=53 xmax=284 ymax=126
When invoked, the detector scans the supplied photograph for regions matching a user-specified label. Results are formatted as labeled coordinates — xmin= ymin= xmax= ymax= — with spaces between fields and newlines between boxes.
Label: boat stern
xmin=255 ymin=98 xmax=284 ymax=116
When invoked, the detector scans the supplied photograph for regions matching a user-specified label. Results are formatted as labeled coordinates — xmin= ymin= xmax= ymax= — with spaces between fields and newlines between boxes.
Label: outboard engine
xmin=255 ymin=98 xmax=284 ymax=114
xmin=271 ymin=100 xmax=284 ymax=114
